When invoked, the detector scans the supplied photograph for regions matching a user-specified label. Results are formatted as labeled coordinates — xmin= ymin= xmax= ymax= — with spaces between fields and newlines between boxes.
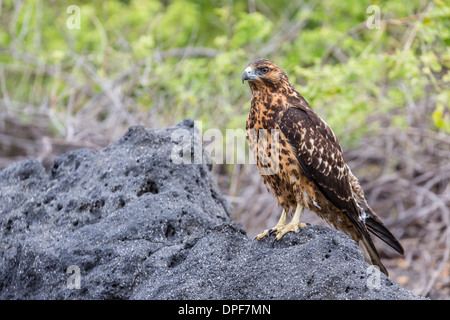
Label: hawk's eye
xmin=260 ymin=67 xmax=269 ymax=74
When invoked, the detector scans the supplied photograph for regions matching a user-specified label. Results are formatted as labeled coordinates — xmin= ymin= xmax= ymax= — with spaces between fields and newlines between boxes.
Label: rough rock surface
xmin=0 ymin=119 xmax=422 ymax=299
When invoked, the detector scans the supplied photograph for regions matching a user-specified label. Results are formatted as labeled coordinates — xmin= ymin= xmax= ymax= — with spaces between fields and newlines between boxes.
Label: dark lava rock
xmin=0 ymin=119 xmax=422 ymax=300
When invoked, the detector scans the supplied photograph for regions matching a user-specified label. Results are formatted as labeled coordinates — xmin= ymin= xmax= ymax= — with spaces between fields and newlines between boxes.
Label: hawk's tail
xmin=360 ymin=204 xmax=404 ymax=255
xmin=357 ymin=233 xmax=389 ymax=276
xmin=347 ymin=167 xmax=404 ymax=274
xmin=342 ymin=206 xmax=391 ymax=276
xmin=354 ymin=199 xmax=404 ymax=277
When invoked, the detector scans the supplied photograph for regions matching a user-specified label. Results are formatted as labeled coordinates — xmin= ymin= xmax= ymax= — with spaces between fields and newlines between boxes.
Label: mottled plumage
xmin=242 ymin=59 xmax=403 ymax=275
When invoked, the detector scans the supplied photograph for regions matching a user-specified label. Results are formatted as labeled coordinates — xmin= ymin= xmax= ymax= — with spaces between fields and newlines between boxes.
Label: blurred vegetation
xmin=0 ymin=0 xmax=450 ymax=299
xmin=1 ymin=0 xmax=449 ymax=148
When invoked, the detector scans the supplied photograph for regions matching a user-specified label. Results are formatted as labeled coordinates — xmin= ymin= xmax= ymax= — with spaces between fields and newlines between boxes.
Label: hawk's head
xmin=242 ymin=59 xmax=288 ymax=91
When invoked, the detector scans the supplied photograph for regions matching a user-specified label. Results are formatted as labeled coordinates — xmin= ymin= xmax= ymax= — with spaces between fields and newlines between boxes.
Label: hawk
xmin=242 ymin=59 xmax=404 ymax=276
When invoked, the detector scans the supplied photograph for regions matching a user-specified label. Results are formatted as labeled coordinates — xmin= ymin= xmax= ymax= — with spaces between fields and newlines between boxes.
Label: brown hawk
xmin=242 ymin=59 xmax=404 ymax=276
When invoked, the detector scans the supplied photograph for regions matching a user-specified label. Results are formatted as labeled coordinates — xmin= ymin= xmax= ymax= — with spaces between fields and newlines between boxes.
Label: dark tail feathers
xmin=365 ymin=212 xmax=404 ymax=255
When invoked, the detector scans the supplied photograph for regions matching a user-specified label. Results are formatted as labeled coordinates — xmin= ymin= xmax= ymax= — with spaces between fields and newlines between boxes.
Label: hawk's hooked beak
xmin=242 ymin=66 xmax=257 ymax=84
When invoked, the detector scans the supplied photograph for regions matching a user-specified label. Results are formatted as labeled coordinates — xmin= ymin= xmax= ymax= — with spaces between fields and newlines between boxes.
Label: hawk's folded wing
xmin=278 ymin=107 xmax=360 ymax=218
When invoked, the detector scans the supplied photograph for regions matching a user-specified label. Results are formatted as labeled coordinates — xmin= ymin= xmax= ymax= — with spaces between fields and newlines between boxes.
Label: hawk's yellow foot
xmin=273 ymin=221 xmax=307 ymax=241
xmin=273 ymin=204 xmax=305 ymax=241
xmin=255 ymin=204 xmax=307 ymax=241
xmin=254 ymin=209 xmax=287 ymax=240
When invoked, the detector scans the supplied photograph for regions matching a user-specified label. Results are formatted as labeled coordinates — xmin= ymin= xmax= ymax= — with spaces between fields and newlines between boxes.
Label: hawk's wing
xmin=278 ymin=106 xmax=360 ymax=218
xmin=279 ymin=106 xmax=404 ymax=260
xmin=278 ymin=106 xmax=389 ymax=269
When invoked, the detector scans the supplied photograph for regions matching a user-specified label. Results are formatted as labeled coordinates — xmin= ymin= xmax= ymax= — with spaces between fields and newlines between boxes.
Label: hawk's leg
xmin=274 ymin=204 xmax=307 ymax=241
xmin=254 ymin=209 xmax=287 ymax=240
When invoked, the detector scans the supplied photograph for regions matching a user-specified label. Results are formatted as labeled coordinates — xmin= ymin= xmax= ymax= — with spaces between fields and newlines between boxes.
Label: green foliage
xmin=1 ymin=0 xmax=449 ymax=146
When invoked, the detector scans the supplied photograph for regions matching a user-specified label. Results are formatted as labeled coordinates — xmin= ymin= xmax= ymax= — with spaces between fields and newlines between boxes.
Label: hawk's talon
xmin=274 ymin=222 xmax=307 ymax=242
xmin=254 ymin=226 xmax=283 ymax=240
xmin=254 ymin=209 xmax=288 ymax=241
xmin=254 ymin=229 xmax=269 ymax=240
xmin=268 ymin=227 xmax=280 ymax=236
xmin=270 ymin=237 xmax=277 ymax=247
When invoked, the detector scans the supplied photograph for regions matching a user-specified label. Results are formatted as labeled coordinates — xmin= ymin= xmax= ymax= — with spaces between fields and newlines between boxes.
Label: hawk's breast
xmin=246 ymin=100 xmax=318 ymax=211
